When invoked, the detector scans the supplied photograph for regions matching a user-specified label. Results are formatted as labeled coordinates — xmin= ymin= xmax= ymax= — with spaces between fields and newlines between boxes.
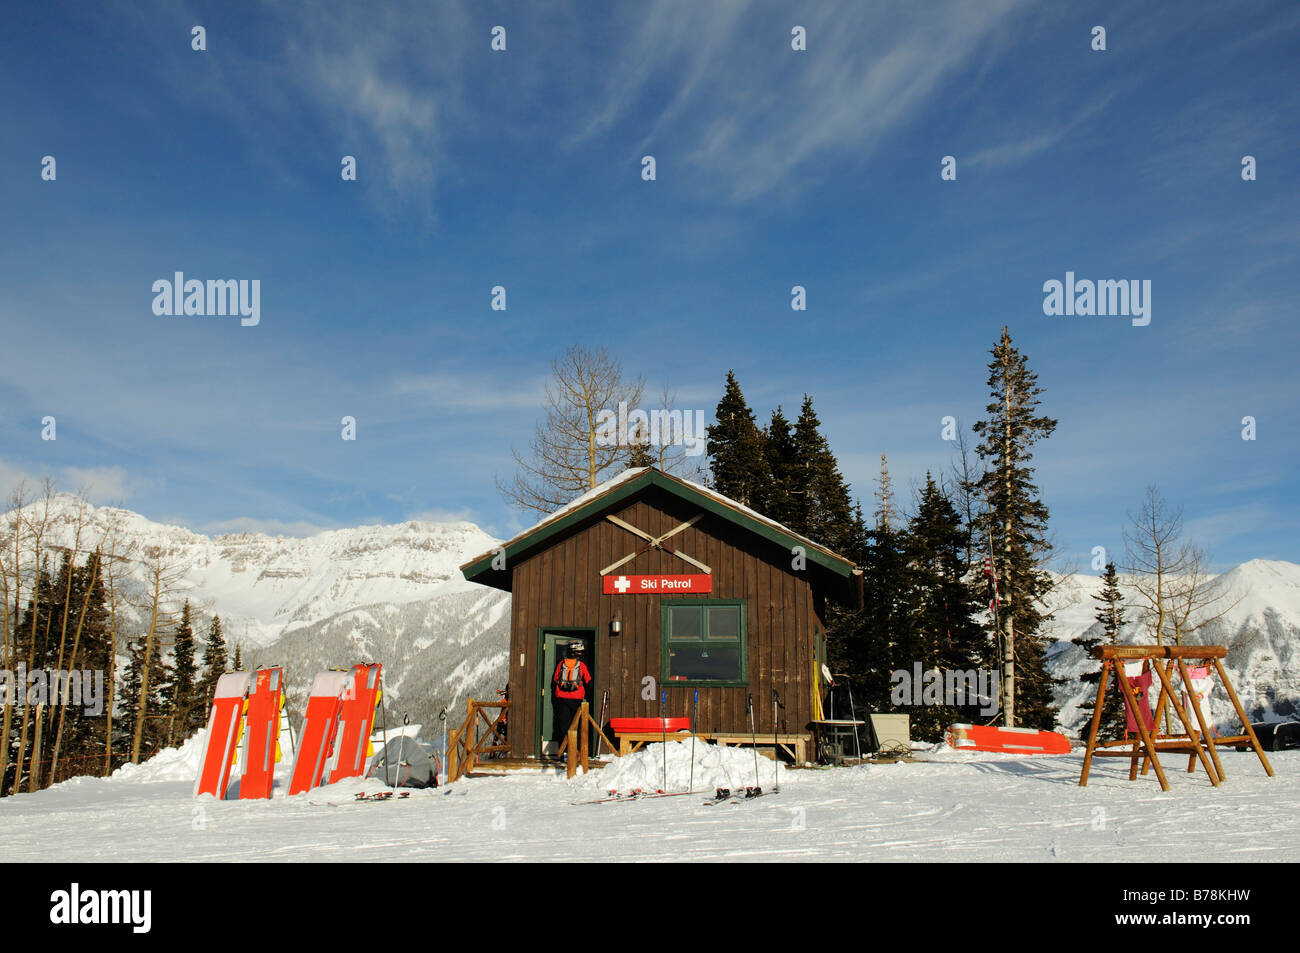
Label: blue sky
xmin=1 ymin=0 xmax=1297 ymax=570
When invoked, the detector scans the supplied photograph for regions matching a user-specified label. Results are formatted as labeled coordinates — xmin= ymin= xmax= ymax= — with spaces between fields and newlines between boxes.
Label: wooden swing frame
xmin=1078 ymin=645 xmax=1273 ymax=792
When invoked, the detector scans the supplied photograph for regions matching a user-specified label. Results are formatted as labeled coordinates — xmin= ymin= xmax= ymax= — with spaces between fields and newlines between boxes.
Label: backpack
xmin=558 ymin=659 xmax=583 ymax=693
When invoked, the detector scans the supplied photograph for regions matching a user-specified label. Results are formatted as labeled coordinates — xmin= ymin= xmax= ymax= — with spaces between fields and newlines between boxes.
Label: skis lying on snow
xmin=704 ymin=786 xmax=775 ymax=805
xmin=572 ymin=788 xmax=701 ymax=805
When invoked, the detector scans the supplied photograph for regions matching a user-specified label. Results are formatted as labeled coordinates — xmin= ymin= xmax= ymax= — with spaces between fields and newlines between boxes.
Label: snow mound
xmin=584 ymin=741 xmax=788 ymax=794
xmin=111 ymin=729 xmax=208 ymax=784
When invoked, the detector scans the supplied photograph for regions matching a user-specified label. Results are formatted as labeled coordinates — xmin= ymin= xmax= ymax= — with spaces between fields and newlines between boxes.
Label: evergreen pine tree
xmin=705 ymin=371 xmax=768 ymax=508
xmin=902 ymin=475 xmax=990 ymax=741
xmin=199 ymin=614 xmax=228 ymax=711
xmin=120 ymin=637 xmax=170 ymax=759
xmin=233 ymin=642 xmax=243 ymax=672
xmin=790 ymin=396 xmax=855 ymax=553
xmin=972 ymin=326 xmax=1060 ymax=729
xmin=1076 ymin=562 xmax=1127 ymax=740
xmin=760 ymin=406 xmax=799 ymax=527
xmin=874 ymin=454 xmax=895 ymax=532
xmin=167 ymin=601 xmax=198 ymax=745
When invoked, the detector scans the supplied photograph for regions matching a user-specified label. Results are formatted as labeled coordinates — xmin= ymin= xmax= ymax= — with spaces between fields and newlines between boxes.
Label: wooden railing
xmin=447 ymin=698 xmax=510 ymax=781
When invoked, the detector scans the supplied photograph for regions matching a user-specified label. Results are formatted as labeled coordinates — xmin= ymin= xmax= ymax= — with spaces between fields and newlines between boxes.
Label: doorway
xmin=537 ymin=628 xmax=597 ymax=757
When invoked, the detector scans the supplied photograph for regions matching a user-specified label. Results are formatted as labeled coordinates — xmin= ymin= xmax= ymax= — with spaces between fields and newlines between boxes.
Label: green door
xmin=537 ymin=629 xmax=596 ymax=757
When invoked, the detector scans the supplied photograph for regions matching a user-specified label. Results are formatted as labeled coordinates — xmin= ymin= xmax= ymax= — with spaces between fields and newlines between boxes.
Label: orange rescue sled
xmin=324 ymin=663 xmax=383 ymax=784
xmin=194 ymin=671 xmax=251 ymax=798
xmin=288 ymin=670 xmax=349 ymax=795
xmin=946 ymin=723 xmax=1071 ymax=755
xmin=238 ymin=667 xmax=286 ymax=799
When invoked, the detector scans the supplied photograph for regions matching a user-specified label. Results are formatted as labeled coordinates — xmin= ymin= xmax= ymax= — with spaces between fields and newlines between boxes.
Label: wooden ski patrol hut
xmin=460 ymin=468 xmax=859 ymax=761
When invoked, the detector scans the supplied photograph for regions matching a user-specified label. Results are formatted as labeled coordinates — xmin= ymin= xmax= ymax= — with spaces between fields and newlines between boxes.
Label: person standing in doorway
xmin=552 ymin=641 xmax=591 ymax=758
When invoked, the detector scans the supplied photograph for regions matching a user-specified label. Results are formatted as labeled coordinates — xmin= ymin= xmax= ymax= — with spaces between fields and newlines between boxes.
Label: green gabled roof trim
xmin=460 ymin=469 xmax=856 ymax=588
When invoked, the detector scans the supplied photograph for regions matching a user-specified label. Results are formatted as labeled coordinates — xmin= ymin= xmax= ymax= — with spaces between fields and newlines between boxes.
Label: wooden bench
xmin=616 ymin=731 xmax=809 ymax=763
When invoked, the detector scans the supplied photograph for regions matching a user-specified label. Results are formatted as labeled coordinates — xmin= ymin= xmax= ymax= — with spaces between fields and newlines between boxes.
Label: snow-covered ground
xmin=3 ymin=739 xmax=1295 ymax=863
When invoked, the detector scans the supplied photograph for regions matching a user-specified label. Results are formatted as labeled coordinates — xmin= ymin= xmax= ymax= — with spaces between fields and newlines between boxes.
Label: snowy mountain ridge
xmin=5 ymin=493 xmax=500 ymax=646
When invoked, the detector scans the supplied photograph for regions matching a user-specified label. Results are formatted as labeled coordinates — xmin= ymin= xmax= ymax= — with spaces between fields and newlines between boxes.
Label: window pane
xmin=667 ymin=642 xmax=741 ymax=682
xmin=707 ymin=606 xmax=740 ymax=639
xmin=669 ymin=606 xmax=701 ymax=639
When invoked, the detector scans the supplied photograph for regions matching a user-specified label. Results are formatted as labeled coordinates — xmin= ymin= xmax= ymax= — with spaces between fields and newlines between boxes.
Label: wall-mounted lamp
xmin=610 ymin=613 xmax=622 ymax=636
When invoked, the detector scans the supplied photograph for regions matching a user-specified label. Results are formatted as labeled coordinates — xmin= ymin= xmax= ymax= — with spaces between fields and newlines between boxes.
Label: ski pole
xmin=438 ymin=706 xmax=448 ymax=786
xmin=377 ymin=667 xmax=391 ymax=788
xmin=843 ymin=676 xmax=862 ymax=762
xmin=772 ymin=689 xmax=784 ymax=792
xmin=595 ymin=689 xmax=609 ymax=758
xmin=689 ymin=688 xmax=699 ymax=794
xmin=747 ymin=694 xmax=759 ymax=792
xmin=660 ymin=690 xmax=668 ymax=793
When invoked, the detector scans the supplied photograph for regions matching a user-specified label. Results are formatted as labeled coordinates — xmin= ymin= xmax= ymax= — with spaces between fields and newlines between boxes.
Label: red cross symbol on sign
xmin=600 ymin=513 xmax=712 ymax=576
xmin=613 ymin=575 xmax=632 ymax=593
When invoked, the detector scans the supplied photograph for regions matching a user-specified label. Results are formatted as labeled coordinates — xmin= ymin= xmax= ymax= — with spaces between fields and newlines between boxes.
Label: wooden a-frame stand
xmin=1078 ymin=645 xmax=1274 ymax=792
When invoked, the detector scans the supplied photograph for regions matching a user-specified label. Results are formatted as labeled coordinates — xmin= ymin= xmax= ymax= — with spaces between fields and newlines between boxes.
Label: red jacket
xmin=553 ymin=659 xmax=591 ymax=700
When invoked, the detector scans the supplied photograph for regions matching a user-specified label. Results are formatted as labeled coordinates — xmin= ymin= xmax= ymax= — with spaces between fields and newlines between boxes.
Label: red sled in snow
xmin=195 ymin=671 xmax=252 ymax=798
xmin=946 ymin=723 xmax=1071 ymax=755
xmin=324 ymin=663 xmax=383 ymax=784
xmin=238 ymin=667 xmax=286 ymax=799
xmin=288 ymin=670 xmax=350 ymax=795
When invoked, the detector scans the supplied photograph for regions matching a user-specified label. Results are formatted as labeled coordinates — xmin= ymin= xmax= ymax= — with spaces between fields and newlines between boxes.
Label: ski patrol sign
xmin=603 ymin=573 xmax=713 ymax=595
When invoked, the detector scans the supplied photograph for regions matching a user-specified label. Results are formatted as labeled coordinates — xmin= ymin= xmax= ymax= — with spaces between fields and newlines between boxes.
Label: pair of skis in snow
xmin=704 ymin=786 xmax=775 ymax=806
xmin=193 ymin=667 xmax=288 ymax=800
xmin=571 ymin=788 xmax=697 ymax=805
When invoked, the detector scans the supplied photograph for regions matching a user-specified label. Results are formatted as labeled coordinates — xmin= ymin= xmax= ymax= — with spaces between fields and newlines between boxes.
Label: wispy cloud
xmin=966 ymin=92 xmax=1115 ymax=170
xmin=281 ymin=3 xmax=470 ymax=218
xmin=575 ymin=0 xmax=1031 ymax=201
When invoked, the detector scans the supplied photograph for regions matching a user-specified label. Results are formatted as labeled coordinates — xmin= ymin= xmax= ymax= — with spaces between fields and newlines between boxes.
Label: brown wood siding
xmin=505 ymin=485 xmax=831 ymax=758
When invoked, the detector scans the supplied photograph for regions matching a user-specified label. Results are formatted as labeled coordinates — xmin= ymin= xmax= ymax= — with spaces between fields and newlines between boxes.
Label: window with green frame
xmin=661 ymin=600 xmax=747 ymax=685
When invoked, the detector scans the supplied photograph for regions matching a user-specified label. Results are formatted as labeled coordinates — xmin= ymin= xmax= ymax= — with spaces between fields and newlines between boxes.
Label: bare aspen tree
xmin=1123 ymin=487 xmax=1240 ymax=732
xmin=1125 ymin=498 xmax=1239 ymax=648
xmin=131 ymin=544 xmax=188 ymax=764
xmin=1167 ymin=544 xmax=1240 ymax=644
xmin=0 ymin=483 xmax=27 ymax=795
xmin=44 ymin=492 xmax=91 ymax=783
xmin=496 ymin=345 xmax=644 ymax=514
xmin=1123 ymin=486 xmax=1186 ymax=648
xmin=650 ymin=383 xmax=707 ymax=481
xmin=947 ymin=424 xmax=984 ymax=569
xmin=101 ymin=509 xmax=134 ymax=776
xmin=11 ymin=478 xmax=55 ymax=796
xmin=49 ymin=536 xmax=106 ymax=783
